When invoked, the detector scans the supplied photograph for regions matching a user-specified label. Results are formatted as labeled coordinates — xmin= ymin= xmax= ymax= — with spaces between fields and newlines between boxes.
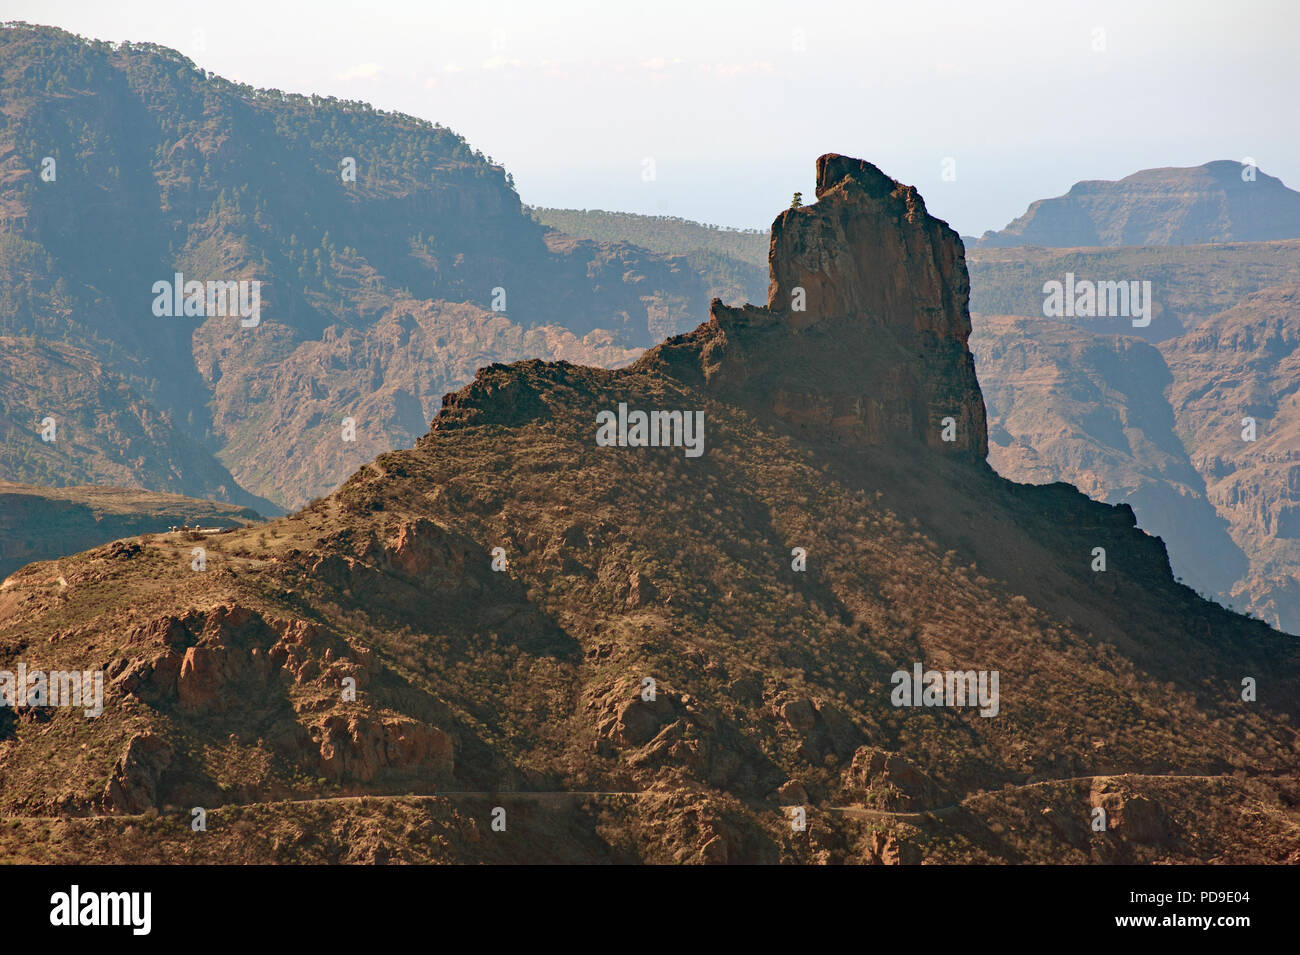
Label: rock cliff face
xmin=971 ymin=281 xmax=1300 ymax=635
xmin=1160 ymin=286 xmax=1300 ymax=632
xmin=970 ymin=315 xmax=1250 ymax=603
xmin=643 ymin=155 xmax=988 ymax=458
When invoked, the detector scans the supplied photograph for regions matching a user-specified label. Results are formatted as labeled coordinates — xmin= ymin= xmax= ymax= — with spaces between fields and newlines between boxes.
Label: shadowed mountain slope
xmin=970 ymin=315 xmax=1249 ymax=607
xmin=971 ymin=284 xmax=1300 ymax=637
xmin=0 ymin=336 xmax=278 ymax=513
xmin=0 ymin=22 xmax=722 ymax=509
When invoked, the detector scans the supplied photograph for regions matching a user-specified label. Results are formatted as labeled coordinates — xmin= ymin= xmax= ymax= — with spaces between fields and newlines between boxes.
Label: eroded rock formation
xmin=642 ymin=154 xmax=988 ymax=457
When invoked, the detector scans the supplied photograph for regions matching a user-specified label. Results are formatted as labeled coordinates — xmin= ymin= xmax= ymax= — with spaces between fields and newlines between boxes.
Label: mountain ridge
xmin=978 ymin=161 xmax=1300 ymax=248
xmin=0 ymin=21 xmax=729 ymax=510
xmin=1 ymin=154 xmax=1295 ymax=864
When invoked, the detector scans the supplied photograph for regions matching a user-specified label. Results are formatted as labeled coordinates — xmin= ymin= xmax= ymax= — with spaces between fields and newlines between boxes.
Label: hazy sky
xmin=9 ymin=0 xmax=1299 ymax=234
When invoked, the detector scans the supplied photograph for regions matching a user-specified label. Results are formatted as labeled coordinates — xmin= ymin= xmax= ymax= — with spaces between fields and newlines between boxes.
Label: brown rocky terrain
xmin=1160 ymin=286 xmax=1300 ymax=633
xmin=516 ymin=201 xmax=1300 ymax=639
xmin=0 ymin=481 xmax=261 ymax=580
xmin=970 ymin=315 xmax=1248 ymax=606
xmin=966 ymin=238 xmax=1300 ymax=343
xmin=971 ymin=283 xmax=1300 ymax=635
xmin=0 ymin=154 xmax=1295 ymax=864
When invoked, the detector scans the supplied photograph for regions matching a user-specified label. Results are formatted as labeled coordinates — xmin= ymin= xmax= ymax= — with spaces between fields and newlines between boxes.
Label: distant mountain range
xmin=0 ymin=23 xmax=728 ymax=511
xmin=977 ymin=161 xmax=1300 ymax=247
xmin=0 ymin=480 xmax=261 ymax=579
xmin=531 ymin=206 xmax=770 ymax=273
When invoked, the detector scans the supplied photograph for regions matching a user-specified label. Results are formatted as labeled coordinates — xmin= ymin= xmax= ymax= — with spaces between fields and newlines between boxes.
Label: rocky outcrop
xmin=108 ymin=605 xmax=453 ymax=794
xmin=1090 ymin=780 xmax=1169 ymax=844
xmin=641 ymin=155 xmax=988 ymax=458
xmin=842 ymin=747 xmax=949 ymax=811
xmin=103 ymin=733 xmax=175 ymax=813
xmin=383 ymin=518 xmax=461 ymax=578
xmin=777 ymin=696 xmax=862 ymax=766
xmin=312 ymin=715 xmax=453 ymax=783
xmin=113 ymin=605 xmax=371 ymax=714
xmin=589 ymin=679 xmax=760 ymax=790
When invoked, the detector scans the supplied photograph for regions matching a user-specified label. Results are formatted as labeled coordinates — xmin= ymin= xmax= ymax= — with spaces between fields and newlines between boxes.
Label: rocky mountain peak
xmin=3 ymin=142 xmax=1296 ymax=865
xmin=640 ymin=154 xmax=988 ymax=458
xmin=814 ymin=153 xmax=900 ymax=201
